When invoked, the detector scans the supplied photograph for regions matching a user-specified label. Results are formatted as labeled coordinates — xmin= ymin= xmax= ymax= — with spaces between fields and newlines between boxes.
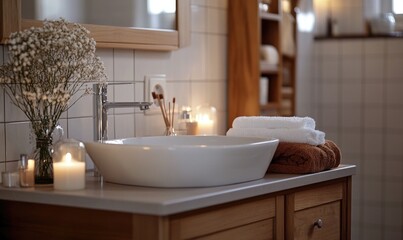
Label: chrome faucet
xmin=93 ymin=83 xmax=152 ymax=142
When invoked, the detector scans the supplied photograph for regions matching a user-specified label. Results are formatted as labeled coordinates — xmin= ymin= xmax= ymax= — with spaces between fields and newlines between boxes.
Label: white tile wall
xmin=191 ymin=5 xmax=207 ymax=33
xmin=304 ymin=5 xmax=403 ymax=239
xmin=0 ymin=123 xmax=5 ymax=163
xmin=5 ymin=121 xmax=32 ymax=161
xmin=312 ymin=38 xmax=403 ymax=239
xmin=0 ymin=0 xmax=229 ymax=168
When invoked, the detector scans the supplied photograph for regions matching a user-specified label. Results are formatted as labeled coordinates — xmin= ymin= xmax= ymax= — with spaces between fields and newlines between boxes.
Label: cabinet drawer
xmin=294 ymin=182 xmax=343 ymax=211
xmin=196 ymin=218 xmax=274 ymax=240
xmin=294 ymin=201 xmax=341 ymax=240
xmin=170 ymin=196 xmax=276 ymax=239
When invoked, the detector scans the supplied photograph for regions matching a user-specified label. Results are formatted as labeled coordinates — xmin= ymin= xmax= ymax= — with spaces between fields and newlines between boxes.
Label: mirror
xmin=0 ymin=0 xmax=190 ymax=50
xmin=21 ymin=0 xmax=176 ymax=30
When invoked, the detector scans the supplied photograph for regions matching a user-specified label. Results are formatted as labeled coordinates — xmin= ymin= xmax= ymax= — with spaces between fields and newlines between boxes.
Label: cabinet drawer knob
xmin=313 ymin=219 xmax=323 ymax=228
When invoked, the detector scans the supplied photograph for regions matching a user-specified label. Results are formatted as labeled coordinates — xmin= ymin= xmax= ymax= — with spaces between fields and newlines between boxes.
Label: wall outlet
xmin=144 ymin=74 xmax=167 ymax=113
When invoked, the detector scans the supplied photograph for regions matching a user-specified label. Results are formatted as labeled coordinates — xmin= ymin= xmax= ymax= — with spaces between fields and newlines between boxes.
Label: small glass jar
xmin=19 ymin=154 xmax=35 ymax=187
xmin=52 ymin=139 xmax=86 ymax=190
xmin=177 ymin=106 xmax=198 ymax=135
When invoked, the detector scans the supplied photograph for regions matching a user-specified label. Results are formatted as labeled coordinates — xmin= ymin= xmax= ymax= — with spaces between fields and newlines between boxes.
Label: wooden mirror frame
xmin=0 ymin=0 xmax=190 ymax=50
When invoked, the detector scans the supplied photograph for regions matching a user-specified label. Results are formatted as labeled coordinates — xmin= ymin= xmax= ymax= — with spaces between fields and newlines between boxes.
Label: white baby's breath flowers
xmin=0 ymin=18 xmax=107 ymax=140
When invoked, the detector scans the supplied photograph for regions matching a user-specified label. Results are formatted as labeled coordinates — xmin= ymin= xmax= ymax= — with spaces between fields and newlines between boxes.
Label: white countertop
xmin=0 ymin=164 xmax=355 ymax=216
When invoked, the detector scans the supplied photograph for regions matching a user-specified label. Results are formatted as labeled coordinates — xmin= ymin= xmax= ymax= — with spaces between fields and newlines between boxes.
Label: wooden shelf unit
xmin=227 ymin=0 xmax=297 ymax=127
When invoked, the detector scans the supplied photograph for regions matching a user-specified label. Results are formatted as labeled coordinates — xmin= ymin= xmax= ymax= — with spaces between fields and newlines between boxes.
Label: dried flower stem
xmin=0 ymin=18 xmax=107 ymax=138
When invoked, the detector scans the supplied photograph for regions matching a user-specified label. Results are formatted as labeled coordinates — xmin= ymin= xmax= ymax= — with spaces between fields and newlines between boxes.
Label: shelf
xmin=228 ymin=0 xmax=296 ymax=122
xmin=260 ymin=61 xmax=279 ymax=74
xmin=314 ymin=32 xmax=403 ymax=40
xmin=260 ymin=12 xmax=281 ymax=21
xmin=282 ymin=87 xmax=293 ymax=98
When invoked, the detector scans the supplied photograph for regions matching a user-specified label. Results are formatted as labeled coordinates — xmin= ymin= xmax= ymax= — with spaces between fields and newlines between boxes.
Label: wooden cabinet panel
xmin=228 ymin=0 xmax=298 ymax=123
xmin=294 ymin=182 xmax=343 ymax=211
xmin=0 ymin=200 xmax=134 ymax=240
xmin=196 ymin=219 xmax=274 ymax=240
xmin=286 ymin=180 xmax=350 ymax=240
xmin=294 ymin=201 xmax=341 ymax=240
xmin=170 ymin=196 xmax=276 ymax=239
xmin=227 ymin=0 xmax=260 ymax=127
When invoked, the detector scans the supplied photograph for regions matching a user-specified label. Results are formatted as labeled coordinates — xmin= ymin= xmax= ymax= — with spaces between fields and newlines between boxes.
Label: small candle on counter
xmin=19 ymin=154 xmax=35 ymax=187
xmin=19 ymin=159 xmax=35 ymax=187
xmin=2 ymin=171 xmax=19 ymax=188
xmin=26 ymin=159 xmax=35 ymax=184
xmin=53 ymin=152 xmax=85 ymax=190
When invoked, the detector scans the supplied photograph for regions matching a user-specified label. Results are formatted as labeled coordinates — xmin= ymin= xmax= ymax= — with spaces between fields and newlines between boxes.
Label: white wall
xmin=0 ymin=0 xmax=228 ymax=171
xmin=297 ymin=0 xmax=403 ymax=239
xmin=313 ymin=38 xmax=403 ymax=240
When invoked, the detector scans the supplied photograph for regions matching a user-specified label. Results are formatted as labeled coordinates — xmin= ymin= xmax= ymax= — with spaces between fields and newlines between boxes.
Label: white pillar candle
xmin=54 ymin=152 xmax=85 ymax=190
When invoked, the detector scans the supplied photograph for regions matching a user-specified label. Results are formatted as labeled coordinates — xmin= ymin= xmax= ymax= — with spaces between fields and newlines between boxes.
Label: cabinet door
xmin=286 ymin=180 xmax=349 ymax=240
xmin=294 ymin=201 xmax=341 ymax=240
xmin=196 ymin=219 xmax=274 ymax=240
xmin=170 ymin=196 xmax=278 ymax=239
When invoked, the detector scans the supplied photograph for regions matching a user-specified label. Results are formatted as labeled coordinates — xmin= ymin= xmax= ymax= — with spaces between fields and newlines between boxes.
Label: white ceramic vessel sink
xmin=85 ymin=136 xmax=279 ymax=188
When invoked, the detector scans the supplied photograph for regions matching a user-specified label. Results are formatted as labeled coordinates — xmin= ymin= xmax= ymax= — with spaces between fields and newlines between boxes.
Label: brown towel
xmin=267 ymin=140 xmax=341 ymax=174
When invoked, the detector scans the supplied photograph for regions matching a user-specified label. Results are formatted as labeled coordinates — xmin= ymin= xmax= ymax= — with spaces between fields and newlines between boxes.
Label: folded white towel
xmin=232 ymin=116 xmax=316 ymax=130
xmin=226 ymin=127 xmax=325 ymax=145
xmin=260 ymin=45 xmax=279 ymax=65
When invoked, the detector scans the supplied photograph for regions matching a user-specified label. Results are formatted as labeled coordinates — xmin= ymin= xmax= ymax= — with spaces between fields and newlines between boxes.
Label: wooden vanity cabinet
xmin=168 ymin=178 xmax=350 ymax=240
xmin=0 ymin=177 xmax=351 ymax=240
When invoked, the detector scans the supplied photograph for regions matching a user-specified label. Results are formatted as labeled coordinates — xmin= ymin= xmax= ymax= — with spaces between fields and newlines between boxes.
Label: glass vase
xmin=33 ymin=137 xmax=54 ymax=184
xmin=31 ymin=123 xmax=64 ymax=185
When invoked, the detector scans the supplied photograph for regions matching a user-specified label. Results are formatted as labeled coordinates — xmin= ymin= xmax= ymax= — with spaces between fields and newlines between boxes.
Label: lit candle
xmin=195 ymin=104 xmax=217 ymax=135
xmin=196 ymin=114 xmax=214 ymax=135
xmin=25 ymin=159 xmax=35 ymax=186
xmin=28 ymin=159 xmax=35 ymax=170
xmin=19 ymin=154 xmax=35 ymax=187
xmin=53 ymin=152 xmax=85 ymax=190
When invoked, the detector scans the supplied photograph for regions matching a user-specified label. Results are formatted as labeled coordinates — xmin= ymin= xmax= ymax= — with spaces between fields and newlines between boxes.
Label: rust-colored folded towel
xmin=268 ymin=140 xmax=341 ymax=174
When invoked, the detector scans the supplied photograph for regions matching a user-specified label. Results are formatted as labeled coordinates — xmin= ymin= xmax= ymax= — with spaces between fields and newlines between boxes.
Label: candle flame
xmin=196 ymin=114 xmax=211 ymax=122
xmin=27 ymin=159 xmax=35 ymax=170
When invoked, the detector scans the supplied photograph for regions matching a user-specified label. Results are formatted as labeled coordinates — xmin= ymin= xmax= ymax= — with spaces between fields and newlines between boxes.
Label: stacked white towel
xmin=232 ymin=116 xmax=316 ymax=129
xmin=226 ymin=116 xmax=325 ymax=145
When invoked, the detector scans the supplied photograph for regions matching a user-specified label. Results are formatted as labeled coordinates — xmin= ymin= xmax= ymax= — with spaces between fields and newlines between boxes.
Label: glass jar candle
xmin=19 ymin=154 xmax=35 ymax=187
xmin=52 ymin=139 xmax=86 ymax=190
xmin=195 ymin=104 xmax=217 ymax=135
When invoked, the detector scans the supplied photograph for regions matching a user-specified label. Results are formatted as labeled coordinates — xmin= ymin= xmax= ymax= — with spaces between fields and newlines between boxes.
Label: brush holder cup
xmin=164 ymin=126 xmax=177 ymax=136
